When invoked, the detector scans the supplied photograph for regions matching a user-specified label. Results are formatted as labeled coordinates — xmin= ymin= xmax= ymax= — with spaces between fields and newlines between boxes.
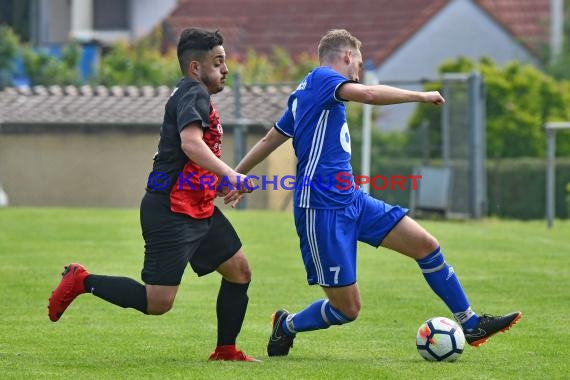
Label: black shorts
xmin=139 ymin=192 xmax=242 ymax=286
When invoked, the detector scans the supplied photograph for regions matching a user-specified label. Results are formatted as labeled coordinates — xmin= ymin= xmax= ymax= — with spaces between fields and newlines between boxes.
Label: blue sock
xmin=281 ymin=299 xmax=354 ymax=334
xmin=417 ymin=247 xmax=479 ymax=330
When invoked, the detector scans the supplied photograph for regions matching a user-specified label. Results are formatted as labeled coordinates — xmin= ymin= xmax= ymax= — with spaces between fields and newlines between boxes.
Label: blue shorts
xmin=294 ymin=191 xmax=408 ymax=287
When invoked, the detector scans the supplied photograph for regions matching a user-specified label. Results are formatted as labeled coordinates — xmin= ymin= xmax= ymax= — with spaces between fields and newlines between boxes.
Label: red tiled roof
xmin=162 ymin=0 xmax=551 ymax=64
xmin=163 ymin=0 xmax=449 ymax=64
xmin=475 ymin=0 xmax=551 ymax=53
xmin=0 ymin=84 xmax=292 ymax=128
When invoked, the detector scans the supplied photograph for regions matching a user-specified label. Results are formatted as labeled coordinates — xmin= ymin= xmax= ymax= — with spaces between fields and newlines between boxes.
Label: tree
xmin=0 ymin=25 xmax=19 ymax=87
xmin=410 ymin=57 xmax=570 ymax=158
xmin=226 ymin=47 xmax=318 ymax=85
xmin=96 ymin=40 xmax=180 ymax=87
xmin=96 ymin=27 xmax=180 ymax=87
xmin=21 ymin=42 xmax=81 ymax=86
xmin=0 ymin=25 xmax=82 ymax=86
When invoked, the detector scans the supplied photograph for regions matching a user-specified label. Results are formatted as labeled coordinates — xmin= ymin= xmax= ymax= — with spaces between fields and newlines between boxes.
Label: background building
xmin=162 ymin=0 xmax=551 ymax=131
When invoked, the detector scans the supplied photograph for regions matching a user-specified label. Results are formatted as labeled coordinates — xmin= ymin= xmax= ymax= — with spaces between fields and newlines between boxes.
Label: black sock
xmin=84 ymin=274 xmax=148 ymax=314
xmin=216 ymin=279 xmax=250 ymax=346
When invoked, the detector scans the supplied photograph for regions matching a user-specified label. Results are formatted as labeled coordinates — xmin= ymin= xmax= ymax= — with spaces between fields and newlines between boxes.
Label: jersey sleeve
xmin=315 ymin=67 xmax=353 ymax=107
xmin=176 ymin=84 xmax=210 ymax=133
xmin=274 ymin=107 xmax=294 ymax=137
xmin=334 ymin=80 xmax=357 ymax=102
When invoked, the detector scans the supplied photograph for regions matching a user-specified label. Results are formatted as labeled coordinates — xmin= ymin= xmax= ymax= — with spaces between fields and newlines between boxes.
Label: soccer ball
xmin=416 ymin=317 xmax=465 ymax=362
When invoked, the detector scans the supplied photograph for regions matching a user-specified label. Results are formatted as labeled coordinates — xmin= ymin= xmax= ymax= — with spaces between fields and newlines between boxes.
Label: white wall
xmin=68 ymin=0 xmax=177 ymax=43
xmin=378 ymin=0 xmax=536 ymax=81
xmin=130 ymin=0 xmax=178 ymax=38
xmin=34 ymin=0 xmax=71 ymax=45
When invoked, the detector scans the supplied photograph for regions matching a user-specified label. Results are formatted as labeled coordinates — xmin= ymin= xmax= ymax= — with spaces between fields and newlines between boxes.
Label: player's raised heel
xmin=464 ymin=311 xmax=522 ymax=347
xmin=267 ymin=309 xmax=296 ymax=357
xmin=47 ymin=263 xmax=89 ymax=322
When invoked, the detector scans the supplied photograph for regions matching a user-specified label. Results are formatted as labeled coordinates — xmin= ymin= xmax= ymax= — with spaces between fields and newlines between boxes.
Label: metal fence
xmin=545 ymin=122 xmax=570 ymax=228
xmin=442 ymin=73 xmax=486 ymax=218
xmin=362 ymin=72 xmax=486 ymax=219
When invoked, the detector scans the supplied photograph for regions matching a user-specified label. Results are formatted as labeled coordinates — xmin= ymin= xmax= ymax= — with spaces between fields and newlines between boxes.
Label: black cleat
xmin=267 ymin=309 xmax=296 ymax=357
xmin=464 ymin=311 xmax=522 ymax=347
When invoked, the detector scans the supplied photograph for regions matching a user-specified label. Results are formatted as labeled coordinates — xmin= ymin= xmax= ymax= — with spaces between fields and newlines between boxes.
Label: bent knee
xmin=425 ymin=235 xmax=439 ymax=252
xmin=417 ymin=234 xmax=439 ymax=258
xmin=236 ymin=264 xmax=252 ymax=283
xmin=218 ymin=251 xmax=252 ymax=283
xmin=343 ymin=305 xmax=361 ymax=321
xmin=147 ymin=297 xmax=174 ymax=315
xmin=335 ymin=302 xmax=361 ymax=321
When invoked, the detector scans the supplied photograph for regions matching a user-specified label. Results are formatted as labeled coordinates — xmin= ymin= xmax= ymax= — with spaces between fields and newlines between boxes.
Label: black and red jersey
xmin=147 ymin=77 xmax=223 ymax=219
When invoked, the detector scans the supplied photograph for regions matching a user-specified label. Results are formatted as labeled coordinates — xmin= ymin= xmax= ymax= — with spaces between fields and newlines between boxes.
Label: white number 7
xmin=330 ymin=266 xmax=340 ymax=284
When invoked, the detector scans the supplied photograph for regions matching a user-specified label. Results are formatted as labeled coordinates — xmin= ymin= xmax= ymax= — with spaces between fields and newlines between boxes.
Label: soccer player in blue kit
xmin=228 ymin=29 xmax=521 ymax=356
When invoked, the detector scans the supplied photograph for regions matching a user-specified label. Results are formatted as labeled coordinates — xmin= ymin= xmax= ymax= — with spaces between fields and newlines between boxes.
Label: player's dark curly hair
xmin=177 ymin=28 xmax=224 ymax=75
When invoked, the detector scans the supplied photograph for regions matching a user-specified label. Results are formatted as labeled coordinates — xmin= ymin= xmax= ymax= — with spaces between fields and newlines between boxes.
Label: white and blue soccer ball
xmin=416 ymin=317 xmax=465 ymax=362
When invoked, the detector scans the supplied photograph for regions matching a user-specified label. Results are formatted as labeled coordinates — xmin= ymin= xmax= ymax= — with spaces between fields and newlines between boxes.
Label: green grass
xmin=0 ymin=208 xmax=568 ymax=379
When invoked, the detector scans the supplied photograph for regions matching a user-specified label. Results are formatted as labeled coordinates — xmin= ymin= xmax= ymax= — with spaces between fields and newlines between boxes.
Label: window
xmin=0 ymin=0 xmax=32 ymax=41
xmin=93 ymin=0 xmax=129 ymax=30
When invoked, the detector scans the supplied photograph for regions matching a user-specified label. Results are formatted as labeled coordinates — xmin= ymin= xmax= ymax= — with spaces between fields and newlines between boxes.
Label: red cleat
xmin=48 ymin=263 xmax=89 ymax=322
xmin=208 ymin=345 xmax=260 ymax=362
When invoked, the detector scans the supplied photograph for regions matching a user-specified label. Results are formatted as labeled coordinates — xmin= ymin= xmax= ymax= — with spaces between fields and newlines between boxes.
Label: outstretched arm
xmin=337 ymin=82 xmax=445 ymax=106
xmin=224 ymin=127 xmax=290 ymax=206
xmin=235 ymin=127 xmax=290 ymax=173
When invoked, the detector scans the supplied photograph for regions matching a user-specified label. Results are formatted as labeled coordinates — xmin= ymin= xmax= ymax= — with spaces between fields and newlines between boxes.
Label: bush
xmin=0 ymin=25 xmax=20 ymax=87
xmin=0 ymin=25 xmax=19 ymax=72
xmin=96 ymin=38 xmax=180 ymax=87
xmin=410 ymin=57 xmax=570 ymax=158
xmin=21 ymin=43 xmax=81 ymax=85
xmin=364 ymin=157 xmax=570 ymax=220
xmin=487 ymin=157 xmax=570 ymax=219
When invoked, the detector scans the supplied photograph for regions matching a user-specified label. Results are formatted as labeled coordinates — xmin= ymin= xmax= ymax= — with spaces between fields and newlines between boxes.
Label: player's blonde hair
xmin=318 ymin=29 xmax=362 ymax=62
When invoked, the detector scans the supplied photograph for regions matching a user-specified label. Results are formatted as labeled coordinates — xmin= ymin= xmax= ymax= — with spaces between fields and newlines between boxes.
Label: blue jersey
xmin=275 ymin=67 xmax=356 ymax=209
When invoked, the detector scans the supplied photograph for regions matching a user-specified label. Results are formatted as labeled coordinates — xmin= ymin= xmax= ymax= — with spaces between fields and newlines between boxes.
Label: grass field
xmin=0 ymin=207 xmax=568 ymax=379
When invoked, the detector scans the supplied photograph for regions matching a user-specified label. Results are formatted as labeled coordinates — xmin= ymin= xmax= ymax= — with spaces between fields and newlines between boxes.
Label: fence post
xmin=233 ymin=72 xmax=247 ymax=209
xmin=544 ymin=122 xmax=570 ymax=228
xmin=546 ymin=128 xmax=556 ymax=228
xmin=361 ymin=64 xmax=376 ymax=193
xmin=468 ymin=72 xmax=487 ymax=218
xmin=441 ymin=84 xmax=450 ymax=169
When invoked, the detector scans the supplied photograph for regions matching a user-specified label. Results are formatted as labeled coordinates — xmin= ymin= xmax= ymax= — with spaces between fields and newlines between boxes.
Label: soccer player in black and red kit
xmin=48 ymin=28 xmax=259 ymax=362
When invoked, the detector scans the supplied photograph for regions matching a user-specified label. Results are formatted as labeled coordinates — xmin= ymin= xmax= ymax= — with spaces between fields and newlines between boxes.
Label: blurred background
xmin=0 ymin=0 xmax=569 ymax=222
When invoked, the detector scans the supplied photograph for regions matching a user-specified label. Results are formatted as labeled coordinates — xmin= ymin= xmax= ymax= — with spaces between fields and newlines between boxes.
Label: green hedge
xmin=366 ymin=158 xmax=421 ymax=208
xmin=366 ymin=158 xmax=570 ymax=220
xmin=487 ymin=158 xmax=570 ymax=219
